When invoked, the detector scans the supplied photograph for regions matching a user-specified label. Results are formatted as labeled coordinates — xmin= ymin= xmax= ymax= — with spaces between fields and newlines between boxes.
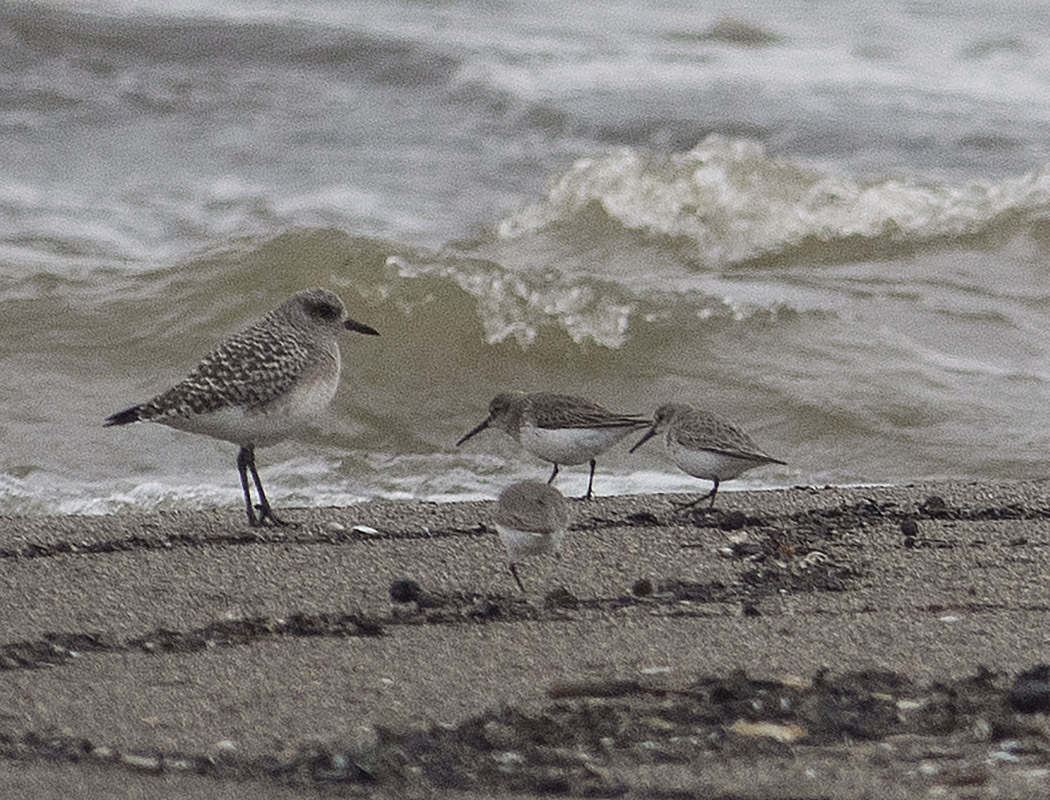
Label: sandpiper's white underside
xmin=667 ymin=436 xmax=762 ymax=481
xmin=518 ymin=423 xmax=635 ymax=465
xmin=495 ymin=523 xmax=567 ymax=561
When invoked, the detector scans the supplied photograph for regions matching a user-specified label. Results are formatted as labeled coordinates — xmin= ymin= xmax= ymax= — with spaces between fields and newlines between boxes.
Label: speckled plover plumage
xmin=456 ymin=391 xmax=649 ymax=499
xmin=630 ymin=402 xmax=785 ymax=509
xmin=493 ymin=480 xmax=570 ymax=592
xmin=105 ymin=288 xmax=378 ymax=526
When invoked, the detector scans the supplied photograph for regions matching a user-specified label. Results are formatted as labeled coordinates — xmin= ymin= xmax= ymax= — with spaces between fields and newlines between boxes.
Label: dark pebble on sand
xmin=631 ymin=578 xmax=653 ymax=597
xmin=544 ymin=587 xmax=578 ymax=610
xmin=919 ymin=495 xmax=947 ymax=514
xmin=719 ymin=510 xmax=748 ymax=531
xmin=900 ymin=519 xmax=918 ymax=537
xmin=1009 ymin=665 xmax=1050 ymax=713
xmin=389 ymin=578 xmax=422 ymax=604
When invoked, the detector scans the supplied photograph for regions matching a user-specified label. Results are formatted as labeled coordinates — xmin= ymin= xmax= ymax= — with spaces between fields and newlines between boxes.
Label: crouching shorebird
xmin=630 ymin=403 xmax=785 ymax=509
xmin=493 ymin=481 xmax=570 ymax=592
xmin=104 ymin=288 xmax=378 ymax=527
xmin=456 ymin=391 xmax=649 ymax=499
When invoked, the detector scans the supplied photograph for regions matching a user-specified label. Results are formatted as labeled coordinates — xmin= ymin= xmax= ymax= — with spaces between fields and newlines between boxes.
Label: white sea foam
xmin=498 ymin=136 xmax=1050 ymax=267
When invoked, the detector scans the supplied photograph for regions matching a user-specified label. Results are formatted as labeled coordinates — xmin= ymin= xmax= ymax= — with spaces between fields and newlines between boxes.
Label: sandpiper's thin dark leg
xmin=236 ymin=446 xmax=258 ymax=526
xmin=509 ymin=562 xmax=526 ymax=592
xmin=547 ymin=463 xmax=560 ymax=485
xmin=673 ymin=481 xmax=719 ymax=512
xmin=584 ymin=458 xmax=597 ymax=500
xmin=241 ymin=445 xmax=288 ymax=527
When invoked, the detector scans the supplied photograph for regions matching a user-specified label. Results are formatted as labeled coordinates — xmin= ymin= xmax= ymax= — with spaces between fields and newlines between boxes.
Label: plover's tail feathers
xmin=104 ymin=405 xmax=145 ymax=427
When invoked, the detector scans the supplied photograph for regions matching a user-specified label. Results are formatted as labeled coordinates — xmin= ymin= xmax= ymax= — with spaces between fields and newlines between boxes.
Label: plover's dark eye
xmin=309 ymin=302 xmax=341 ymax=321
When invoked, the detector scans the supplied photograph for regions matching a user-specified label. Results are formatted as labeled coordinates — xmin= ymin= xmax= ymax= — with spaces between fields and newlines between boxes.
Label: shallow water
xmin=3 ymin=0 xmax=1050 ymax=514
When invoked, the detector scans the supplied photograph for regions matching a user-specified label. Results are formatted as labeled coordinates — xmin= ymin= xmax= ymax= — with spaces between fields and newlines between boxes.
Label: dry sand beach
xmin=3 ymin=480 xmax=1050 ymax=799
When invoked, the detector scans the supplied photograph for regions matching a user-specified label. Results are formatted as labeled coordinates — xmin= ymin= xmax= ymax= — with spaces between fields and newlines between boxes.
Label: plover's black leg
xmin=241 ymin=445 xmax=289 ymax=527
xmin=237 ymin=446 xmax=259 ymax=526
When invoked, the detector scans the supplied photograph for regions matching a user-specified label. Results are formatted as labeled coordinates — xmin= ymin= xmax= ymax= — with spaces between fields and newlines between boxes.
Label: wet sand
xmin=3 ymin=479 xmax=1050 ymax=798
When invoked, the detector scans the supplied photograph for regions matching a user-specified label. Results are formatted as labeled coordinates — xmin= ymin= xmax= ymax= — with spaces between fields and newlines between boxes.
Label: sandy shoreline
xmin=3 ymin=479 xmax=1050 ymax=798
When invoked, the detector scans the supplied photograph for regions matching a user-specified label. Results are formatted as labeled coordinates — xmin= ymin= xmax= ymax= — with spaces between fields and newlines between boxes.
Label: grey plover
xmin=493 ymin=481 xmax=570 ymax=592
xmin=630 ymin=402 xmax=785 ymax=509
xmin=456 ymin=391 xmax=649 ymax=499
xmin=104 ymin=288 xmax=378 ymax=527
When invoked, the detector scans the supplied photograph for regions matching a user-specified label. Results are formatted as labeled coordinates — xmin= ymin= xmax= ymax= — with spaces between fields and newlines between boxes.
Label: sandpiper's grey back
xmin=493 ymin=480 xmax=571 ymax=591
xmin=495 ymin=480 xmax=570 ymax=535
xmin=656 ymin=403 xmax=781 ymax=464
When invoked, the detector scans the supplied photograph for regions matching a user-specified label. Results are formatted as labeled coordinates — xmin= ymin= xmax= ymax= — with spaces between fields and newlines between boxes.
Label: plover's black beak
xmin=345 ymin=317 xmax=379 ymax=336
xmin=629 ymin=426 xmax=658 ymax=453
xmin=456 ymin=418 xmax=491 ymax=447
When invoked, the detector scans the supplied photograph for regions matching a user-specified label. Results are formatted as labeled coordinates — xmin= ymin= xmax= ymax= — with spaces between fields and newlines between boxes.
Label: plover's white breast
xmin=667 ymin=435 xmax=760 ymax=482
xmin=519 ymin=423 xmax=634 ymax=465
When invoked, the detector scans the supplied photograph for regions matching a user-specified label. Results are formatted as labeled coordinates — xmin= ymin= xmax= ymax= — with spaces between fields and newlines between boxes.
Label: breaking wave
xmin=497 ymin=135 xmax=1050 ymax=268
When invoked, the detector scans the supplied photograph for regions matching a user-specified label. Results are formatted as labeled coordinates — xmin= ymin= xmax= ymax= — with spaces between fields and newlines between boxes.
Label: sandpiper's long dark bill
xmin=493 ymin=480 xmax=571 ymax=592
xmin=104 ymin=288 xmax=378 ymax=527
xmin=457 ymin=391 xmax=649 ymax=499
xmin=631 ymin=402 xmax=785 ymax=509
